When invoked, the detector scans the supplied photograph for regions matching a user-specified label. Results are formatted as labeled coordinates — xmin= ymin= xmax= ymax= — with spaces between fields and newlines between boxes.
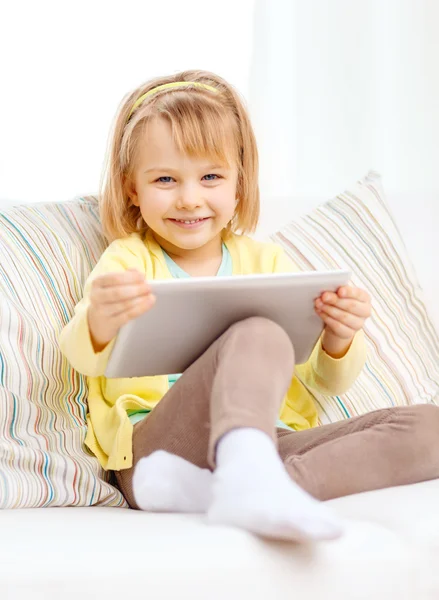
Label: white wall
xmin=1 ymin=0 xmax=438 ymax=205
xmin=0 ymin=0 xmax=254 ymax=206
xmin=250 ymin=0 xmax=439 ymax=199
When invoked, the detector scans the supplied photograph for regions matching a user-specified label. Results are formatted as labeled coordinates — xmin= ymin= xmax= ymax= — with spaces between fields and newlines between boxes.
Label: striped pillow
xmin=269 ymin=171 xmax=439 ymax=423
xmin=0 ymin=197 xmax=126 ymax=508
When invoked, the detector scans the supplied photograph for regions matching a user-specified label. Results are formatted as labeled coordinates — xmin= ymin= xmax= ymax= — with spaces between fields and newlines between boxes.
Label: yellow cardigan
xmin=59 ymin=229 xmax=366 ymax=471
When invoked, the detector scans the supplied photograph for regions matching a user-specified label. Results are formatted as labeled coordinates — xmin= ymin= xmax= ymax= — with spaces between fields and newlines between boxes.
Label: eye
xmin=203 ymin=174 xmax=221 ymax=181
xmin=156 ymin=176 xmax=174 ymax=183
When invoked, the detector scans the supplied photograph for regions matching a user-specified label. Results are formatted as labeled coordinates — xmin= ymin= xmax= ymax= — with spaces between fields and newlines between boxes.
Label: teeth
xmin=175 ymin=219 xmax=202 ymax=224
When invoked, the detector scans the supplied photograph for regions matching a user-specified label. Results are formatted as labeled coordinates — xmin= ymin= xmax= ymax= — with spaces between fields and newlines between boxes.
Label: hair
xmin=98 ymin=69 xmax=260 ymax=243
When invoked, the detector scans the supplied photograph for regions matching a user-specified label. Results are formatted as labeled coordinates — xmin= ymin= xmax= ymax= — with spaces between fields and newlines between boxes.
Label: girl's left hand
xmin=314 ymin=285 xmax=372 ymax=350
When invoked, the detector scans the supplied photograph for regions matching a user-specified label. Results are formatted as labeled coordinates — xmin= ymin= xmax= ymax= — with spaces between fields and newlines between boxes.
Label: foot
xmin=132 ymin=450 xmax=213 ymax=513
xmin=207 ymin=428 xmax=344 ymax=542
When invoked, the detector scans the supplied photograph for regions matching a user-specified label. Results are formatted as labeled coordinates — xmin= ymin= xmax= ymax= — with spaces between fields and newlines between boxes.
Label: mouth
xmin=168 ymin=217 xmax=210 ymax=229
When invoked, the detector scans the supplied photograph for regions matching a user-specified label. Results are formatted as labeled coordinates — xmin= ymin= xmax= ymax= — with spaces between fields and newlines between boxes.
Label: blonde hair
xmin=99 ymin=69 xmax=260 ymax=242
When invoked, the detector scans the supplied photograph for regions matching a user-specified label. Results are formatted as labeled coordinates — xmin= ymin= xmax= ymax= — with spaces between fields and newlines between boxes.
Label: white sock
xmin=207 ymin=428 xmax=344 ymax=542
xmin=132 ymin=450 xmax=213 ymax=513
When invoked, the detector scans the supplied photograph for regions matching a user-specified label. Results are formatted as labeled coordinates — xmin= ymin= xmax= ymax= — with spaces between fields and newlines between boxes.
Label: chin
xmin=171 ymin=236 xmax=213 ymax=250
xmin=170 ymin=229 xmax=222 ymax=246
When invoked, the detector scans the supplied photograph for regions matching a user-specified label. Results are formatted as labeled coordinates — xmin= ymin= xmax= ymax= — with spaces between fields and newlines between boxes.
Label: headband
xmin=126 ymin=81 xmax=218 ymax=122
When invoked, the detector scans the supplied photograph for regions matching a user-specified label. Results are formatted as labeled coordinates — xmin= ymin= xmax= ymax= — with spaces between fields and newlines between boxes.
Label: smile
xmin=169 ymin=218 xmax=210 ymax=229
xmin=173 ymin=218 xmax=204 ymax=224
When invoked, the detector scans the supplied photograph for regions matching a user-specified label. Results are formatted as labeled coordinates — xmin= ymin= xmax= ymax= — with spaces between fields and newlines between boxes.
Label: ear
xmin=123 ymin=177 xmax=139 ymax=207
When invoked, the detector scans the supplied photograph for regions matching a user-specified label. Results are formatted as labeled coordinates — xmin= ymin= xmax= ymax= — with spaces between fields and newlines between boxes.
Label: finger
xmin=99 ymin=293 xmax=155 ymax=318
xmin=92 ymin=282 xmax=151 ymax=305
xmin=317 ymin=291 xmax=338 ymax=304
xmin=93 ymin=270 xmax=146 ymax=288
xmin=337 ymin=286 xmax=370 ymax=303
xmin=318 ymin=288 xmax=371 ymax=305
xmin=98 ymin=293 xmax=155 ymax=319
xmin=316 ymin=287 xmax=370 ymax=304
xmin=111 ymin=294 xmax=156 ymax=323
xmin=318 ymin=311 xmax=356 ymax=339
xmin=316 ymin=303 xmax=365 ymax=330
xmin=315 ymin=297 xmax=370 ymax=318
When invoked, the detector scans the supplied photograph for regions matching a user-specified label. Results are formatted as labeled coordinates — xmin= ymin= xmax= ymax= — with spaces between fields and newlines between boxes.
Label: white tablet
xmin=104 ymin=269 xmax=351 ymax=378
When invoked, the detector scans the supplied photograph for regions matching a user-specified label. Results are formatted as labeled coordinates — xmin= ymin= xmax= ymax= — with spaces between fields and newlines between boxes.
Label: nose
xmin=175 ymin=182 xmax=203 ymax=211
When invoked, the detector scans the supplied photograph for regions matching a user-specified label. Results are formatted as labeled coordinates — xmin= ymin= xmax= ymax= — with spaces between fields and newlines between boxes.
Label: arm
xmin=272 ymin=246 xmax=369 ymax=395
xmin=58 ymin=240 xmax=146 ymax=377
xmin=295 ymin=329 xmax=366 ymax=395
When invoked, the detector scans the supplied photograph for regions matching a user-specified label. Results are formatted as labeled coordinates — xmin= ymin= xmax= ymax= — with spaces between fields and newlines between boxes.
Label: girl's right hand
xmin=87 ymin=269 xmax=156 ymax=353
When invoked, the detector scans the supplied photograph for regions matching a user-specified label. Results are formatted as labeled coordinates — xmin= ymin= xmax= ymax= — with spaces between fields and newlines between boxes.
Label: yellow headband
xmin=126 ymin=81 xmax=218 ymax=121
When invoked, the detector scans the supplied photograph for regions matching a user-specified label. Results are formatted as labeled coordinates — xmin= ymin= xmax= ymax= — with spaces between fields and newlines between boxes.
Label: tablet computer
xmin=104 ymin=269 xmax=351 ymax=378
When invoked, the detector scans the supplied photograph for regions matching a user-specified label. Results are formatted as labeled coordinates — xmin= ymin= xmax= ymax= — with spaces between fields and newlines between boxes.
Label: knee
xmin=412 ymin=403 xmax=439 ymax=432
xmin=410 ymin=403 xmax=439 ymax=452
xmin=227 ymin=317 xmax=295 ymax=365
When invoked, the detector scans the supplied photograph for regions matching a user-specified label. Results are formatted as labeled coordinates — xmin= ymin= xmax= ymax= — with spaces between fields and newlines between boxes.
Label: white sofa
xmin=1 ymin=187 xmax=439 ymax=600
xmin=2 ymin=480 xmax=439 ymax=599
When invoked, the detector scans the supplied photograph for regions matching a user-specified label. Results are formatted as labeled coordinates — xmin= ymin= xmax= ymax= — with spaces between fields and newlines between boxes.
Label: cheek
xmin=140 ymin=189 xmax=174 ymax=214
xmin=210 ymin=184 xmax=237 ymax=212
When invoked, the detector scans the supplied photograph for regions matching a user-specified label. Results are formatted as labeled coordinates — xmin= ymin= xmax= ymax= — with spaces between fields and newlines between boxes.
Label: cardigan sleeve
xmin=58 ymin=238 xmax=146 ymax=377
xmin=272 ymin=245 xmax=367 ymax=394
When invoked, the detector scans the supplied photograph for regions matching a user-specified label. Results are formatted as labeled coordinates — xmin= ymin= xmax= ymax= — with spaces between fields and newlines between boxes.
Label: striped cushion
xmin=269 ymin=171 xmax=439 ymax=423
xmin=0 ymin=197 xmax=126 ymax=508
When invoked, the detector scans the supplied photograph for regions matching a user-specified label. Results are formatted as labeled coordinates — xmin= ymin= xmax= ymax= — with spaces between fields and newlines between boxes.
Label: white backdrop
xmin=0 ymin=0 xmax=254 ymax=205
xmin=250 ymin=0 xmax=439 ymax=199
xmin=1 ymin=0 xmax=438 ymax=203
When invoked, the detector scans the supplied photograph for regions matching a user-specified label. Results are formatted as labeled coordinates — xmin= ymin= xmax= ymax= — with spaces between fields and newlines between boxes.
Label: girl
xmin=60 ymin=70 xmax=439 ymax=543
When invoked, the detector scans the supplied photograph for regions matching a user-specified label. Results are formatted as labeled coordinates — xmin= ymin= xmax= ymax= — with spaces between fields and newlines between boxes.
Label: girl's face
xmin=126 ymin=117 xmax=238 ymax=255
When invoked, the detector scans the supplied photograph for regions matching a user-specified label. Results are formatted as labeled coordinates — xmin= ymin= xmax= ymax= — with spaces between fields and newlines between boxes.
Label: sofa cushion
xmin=0 ymin=197 xmax=125 ymax=508
xmin=1 ymin=479 xmax=438 ymax=599
xmin=269 ymin=171 xmax=439 ymax=423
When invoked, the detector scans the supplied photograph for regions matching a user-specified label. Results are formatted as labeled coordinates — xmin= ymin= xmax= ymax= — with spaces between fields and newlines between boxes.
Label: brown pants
xmin=115 ymin=317 xmax=439 ymax=510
